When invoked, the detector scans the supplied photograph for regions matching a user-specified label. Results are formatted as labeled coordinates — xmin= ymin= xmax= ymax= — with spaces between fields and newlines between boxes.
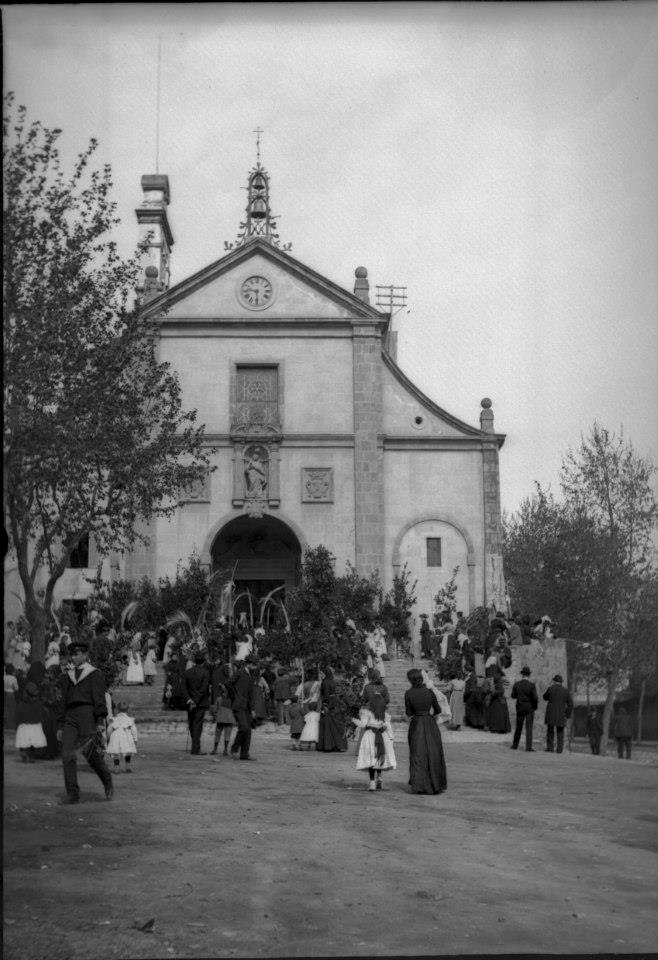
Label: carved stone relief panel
xmin=301 ymin=467 xmax=334 ymax=503
xmin=179 ymin=472 xmax=211 ymax=504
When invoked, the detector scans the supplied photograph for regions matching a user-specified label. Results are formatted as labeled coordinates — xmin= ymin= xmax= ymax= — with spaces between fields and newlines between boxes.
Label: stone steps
xmin=110 ymin=662 xmax=168 ymax=721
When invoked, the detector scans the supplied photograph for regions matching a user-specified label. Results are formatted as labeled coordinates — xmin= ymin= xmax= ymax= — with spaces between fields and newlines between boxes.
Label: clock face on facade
xmin=239 ymin=275 xmax=274 ymax=309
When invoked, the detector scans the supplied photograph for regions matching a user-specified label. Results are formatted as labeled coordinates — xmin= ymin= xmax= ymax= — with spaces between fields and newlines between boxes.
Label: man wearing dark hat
xmin=510 ymin=666 xmax=538 ymax=751
xmin=543 ymin=674 xmax=573 ymax=754
xmin=58 ymin=639 xmax=113 ymax=803
xmin=183 ymin=649 xmax=211 ymax=755
xmin=229 ymin=656 xmax=258 ymax=760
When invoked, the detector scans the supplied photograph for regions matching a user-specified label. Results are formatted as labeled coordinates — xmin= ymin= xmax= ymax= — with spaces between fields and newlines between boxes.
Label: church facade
xmin=3 ymin=158 xmax=506 ymax=628
xmin=126 ymin=159 xmax=507 ymax=622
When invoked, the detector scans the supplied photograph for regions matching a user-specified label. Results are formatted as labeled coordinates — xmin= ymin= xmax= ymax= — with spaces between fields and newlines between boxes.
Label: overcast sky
xmin=3 ymin=2 xmax=657 ymax=519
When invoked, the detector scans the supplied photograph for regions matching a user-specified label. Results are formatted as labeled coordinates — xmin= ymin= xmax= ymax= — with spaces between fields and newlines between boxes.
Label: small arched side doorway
xmin=211 ymin=514 xmax=302 ymax=625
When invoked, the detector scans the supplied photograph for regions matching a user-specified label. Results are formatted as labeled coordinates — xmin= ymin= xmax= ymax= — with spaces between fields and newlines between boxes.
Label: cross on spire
xmin=254 ymin=126 xmax=264 ymax=164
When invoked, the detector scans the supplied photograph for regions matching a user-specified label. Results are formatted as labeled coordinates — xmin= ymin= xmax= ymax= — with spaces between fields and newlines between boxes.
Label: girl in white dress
xmin=45 ymin=638 xmax=60 ymax=670
xmin=299 ymin=701 xmax=320 ymax=750
xmin=353 ymin=692 xmax=396 ymax=791
xmin=143 ymin=644 xmax=157 ymax=685
xmin=106 ymin=702 xmax=138 ymax=772
xmin=125 ymin=637 xmax=145 ymax=685
xmin=15 ymin=682 xmax=47 ymax=761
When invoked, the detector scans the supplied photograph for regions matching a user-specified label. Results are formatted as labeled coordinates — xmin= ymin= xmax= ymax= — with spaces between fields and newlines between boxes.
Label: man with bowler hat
xmin=510 ymin=665 xmax=538 ymax=751
xmin=183 ymin=648 xmax=211 ymax=755
xmin=58 ymin=638 xmax=113 ymax=803
xmin=543 ymin=674 xmax=573 ymax=754
xmin=229 ymin=656 xmax=258 ymax=760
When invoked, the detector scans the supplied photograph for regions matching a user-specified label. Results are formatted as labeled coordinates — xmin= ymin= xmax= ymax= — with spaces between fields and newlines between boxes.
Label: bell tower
xmin=225 ymin=128 xmax=291 ymax=252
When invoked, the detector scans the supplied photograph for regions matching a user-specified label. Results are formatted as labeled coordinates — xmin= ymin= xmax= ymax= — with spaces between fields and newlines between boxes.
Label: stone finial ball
xmin=355 ymin=266 xmax=368 ymax=278
xmin=480 ymin=397 xmax=492 ymax=409
xmin=145 ymin=265 xmax=159 ymax=278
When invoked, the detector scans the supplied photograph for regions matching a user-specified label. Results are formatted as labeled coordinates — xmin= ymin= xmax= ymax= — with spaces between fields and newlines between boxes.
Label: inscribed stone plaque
xmin=301 ymin=467 xmax=333 ymax=503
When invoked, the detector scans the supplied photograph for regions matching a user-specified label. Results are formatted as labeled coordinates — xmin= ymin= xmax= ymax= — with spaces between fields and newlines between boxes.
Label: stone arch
xmin=392 ymin=514 xmax=476 ymax=616
xmin=199 ymin=509 xmax=308 ymax=566
xmin=203 ymin=511 xmax=307 ymax=624
xmin=392 ymin=513 xmax=476 ymax=569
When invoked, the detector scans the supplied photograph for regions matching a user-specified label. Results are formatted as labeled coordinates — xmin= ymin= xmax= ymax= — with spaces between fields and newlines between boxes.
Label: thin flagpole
xmin=155 ymin=37 xmax=162 ymax=173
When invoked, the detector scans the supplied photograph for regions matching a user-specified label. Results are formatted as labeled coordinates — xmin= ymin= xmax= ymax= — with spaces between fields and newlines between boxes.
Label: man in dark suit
xmin=229 ymin=656 xmax=257 ymax=760
xmin=543 ymin=674 xmax=573 ymax=754
xmin=511 ymin=665 xmax=538 ymax=751
xmin=57 ymin=638 xmax=113 ymax=803
xmin=183 ymin=650 xmax=210 ymax=755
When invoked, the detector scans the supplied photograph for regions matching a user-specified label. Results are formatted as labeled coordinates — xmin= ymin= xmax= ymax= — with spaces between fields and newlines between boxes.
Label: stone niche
xmin=232 ymin=442 xmax=281 ymax=516
xmin=301 ymin=467 xmax=333 ymax=503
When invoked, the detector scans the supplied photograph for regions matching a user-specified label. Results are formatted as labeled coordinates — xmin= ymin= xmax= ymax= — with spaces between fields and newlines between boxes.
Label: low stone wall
xmin=506 ymin=636 xmax=568 ymax=740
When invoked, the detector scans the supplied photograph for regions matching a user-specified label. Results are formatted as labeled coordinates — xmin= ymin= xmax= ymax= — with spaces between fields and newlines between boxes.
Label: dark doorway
xmin=211 ymin=515 xmax=302 ymax=625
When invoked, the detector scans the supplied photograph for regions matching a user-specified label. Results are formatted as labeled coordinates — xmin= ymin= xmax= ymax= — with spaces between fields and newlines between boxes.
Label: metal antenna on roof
xmin=375 ymin=285 xmax=408 ymax=317
xmin=155 ymin=37 xmax=162 ymax=173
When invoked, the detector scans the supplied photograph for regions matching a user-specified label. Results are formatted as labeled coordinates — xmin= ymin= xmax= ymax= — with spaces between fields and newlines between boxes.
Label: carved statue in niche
xmin=244 ymin=446 xmax=268 ymax=499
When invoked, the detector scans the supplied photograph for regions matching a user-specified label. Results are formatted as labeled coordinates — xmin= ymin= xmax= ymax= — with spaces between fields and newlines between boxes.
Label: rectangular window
xmin=426 ymin=537 xmax=442 ymax=567
xmin=69 ymin=534 xmax=89 ymax=569
xmin=235 ymin=366 xmax=279 ymax=428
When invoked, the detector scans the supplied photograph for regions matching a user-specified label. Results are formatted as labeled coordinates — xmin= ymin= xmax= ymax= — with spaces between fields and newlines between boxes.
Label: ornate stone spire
xmin=225 ymin=130 xmax=291 ymax=252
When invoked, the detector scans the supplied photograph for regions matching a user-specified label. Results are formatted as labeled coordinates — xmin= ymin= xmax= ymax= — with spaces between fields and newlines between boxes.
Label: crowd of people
xmin=3 ymin=602 xmax=641 ymax=804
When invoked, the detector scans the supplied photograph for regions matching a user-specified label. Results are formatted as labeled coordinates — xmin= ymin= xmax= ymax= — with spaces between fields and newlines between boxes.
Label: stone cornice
xmin=202 ymin=433 xmax=355 ymax=448
xmin=200 ymin=433 xmax=499 ymax=451
xmin=135 ymin=207 xmax=174 ymax=249
xmin=383 ymin=436 xmax=503 ymax=451
xmin=158 ymin=320 xmax=360 ymax=338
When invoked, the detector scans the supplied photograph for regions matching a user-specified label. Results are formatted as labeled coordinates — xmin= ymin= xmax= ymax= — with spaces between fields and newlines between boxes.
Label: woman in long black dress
xmin=404 ymin=668 xmax=447 ymax=795
xmin=317 ymin=668 xmax=348 ymax=751
xmin=486 ymin=681 xmax=511 ymax=733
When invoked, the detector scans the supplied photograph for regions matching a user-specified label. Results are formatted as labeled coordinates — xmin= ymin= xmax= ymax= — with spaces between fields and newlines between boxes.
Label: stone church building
xmin=127 ymin=157 xmax=506 ymax=623
xmin=3 ymin=156 xmax=506 ymax=628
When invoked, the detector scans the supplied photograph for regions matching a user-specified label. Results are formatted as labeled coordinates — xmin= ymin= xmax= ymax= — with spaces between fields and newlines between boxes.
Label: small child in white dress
xmin=106 ymin=702 xmax=138 ymax=772
xmin=143 ymin=644 xmax=157 ymax=686
xmin=353 ymin=691 xmax=396 ymax=791
xmin=15 ymin=682 xmax=47 ymax=762
xmin=299 ymin=701 xmax=320 ymax=750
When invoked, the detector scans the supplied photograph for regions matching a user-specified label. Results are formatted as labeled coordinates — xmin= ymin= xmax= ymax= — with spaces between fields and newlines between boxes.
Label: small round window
xmin=411 ymin=414 xmax=425 ymax=430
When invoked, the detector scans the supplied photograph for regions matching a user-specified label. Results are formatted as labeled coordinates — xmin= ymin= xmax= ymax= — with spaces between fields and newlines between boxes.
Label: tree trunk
xmin=600 ymin=674 xmax=618 ymax=757
xmin=636 ymin=678 xmax=646 ymax=745
xmin=24 ymin=590 xmax=48 ymax=662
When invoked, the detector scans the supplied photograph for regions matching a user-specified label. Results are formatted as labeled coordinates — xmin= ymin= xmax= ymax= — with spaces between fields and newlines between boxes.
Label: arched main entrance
xmin=211 ymin=514 xmax=302 ymax=623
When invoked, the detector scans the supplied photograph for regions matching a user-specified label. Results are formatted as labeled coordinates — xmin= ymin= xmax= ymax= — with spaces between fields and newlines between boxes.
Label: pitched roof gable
xmin=140 ymin=238 xmax=385 ymax=322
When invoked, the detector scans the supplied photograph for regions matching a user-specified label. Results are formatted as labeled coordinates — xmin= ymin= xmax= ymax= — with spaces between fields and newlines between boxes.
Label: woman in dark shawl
xmin=404 ymin=667 xmax=447 ymax=795
xmin=317 ymin=668 xmax=348 ymax=752
xmin=463 ymin=671 xmax=486 ymax=729
xmin=486 ymin=682 xmax=511 ymax=733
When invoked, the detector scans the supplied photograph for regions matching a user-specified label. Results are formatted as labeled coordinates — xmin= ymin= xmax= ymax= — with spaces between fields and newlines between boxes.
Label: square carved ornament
xmin=301 ymin=467 xmax=333 ymax=503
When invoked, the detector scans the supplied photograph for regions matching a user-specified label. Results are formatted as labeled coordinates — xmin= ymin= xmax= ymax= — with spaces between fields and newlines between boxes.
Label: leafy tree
xmin=259 ymin=546 xmax=372 ymax=676
xmin=158 ymin=555 xmax=217 ymax=627
xmin=504 ymin=425 xmax=657 ymax=753
xmin=378 ymin=563 xmax=417 ymax=658
xmin=3 ymin=96 xmax=212 ymax=658
xmin=433 ymin=566 xmax=460 ymax=628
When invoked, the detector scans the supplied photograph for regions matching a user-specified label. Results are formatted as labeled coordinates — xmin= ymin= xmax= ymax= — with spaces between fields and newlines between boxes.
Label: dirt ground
xmin=4 ymin=725 xmax=658 ymax=959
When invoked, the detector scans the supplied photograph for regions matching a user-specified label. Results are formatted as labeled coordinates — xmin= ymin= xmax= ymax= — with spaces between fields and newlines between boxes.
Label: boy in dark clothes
xmin=58 ymin=639 xmax=113 ymax=803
